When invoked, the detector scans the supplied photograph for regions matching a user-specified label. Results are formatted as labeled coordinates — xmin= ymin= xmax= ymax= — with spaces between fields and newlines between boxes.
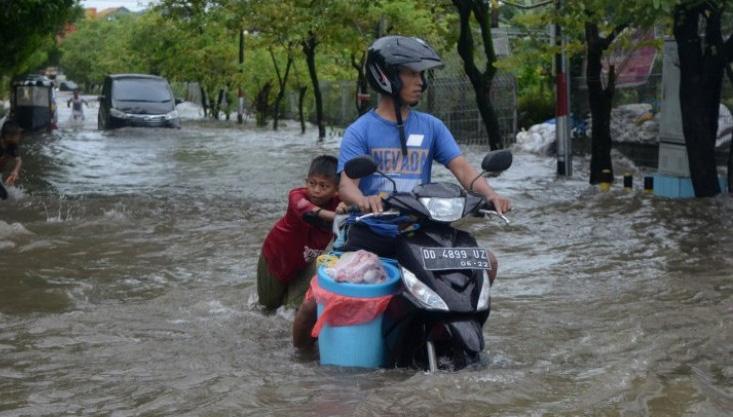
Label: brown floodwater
xmin=0 ymin=94 xmax=731 ymax=416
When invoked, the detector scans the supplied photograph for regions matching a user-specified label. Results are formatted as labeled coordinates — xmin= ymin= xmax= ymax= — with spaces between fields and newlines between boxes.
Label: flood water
xmin=1 ymin=94 xmax=731 ymax=416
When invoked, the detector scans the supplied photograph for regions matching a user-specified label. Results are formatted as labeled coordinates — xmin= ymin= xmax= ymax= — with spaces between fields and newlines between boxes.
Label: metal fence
xmin=423 ymin=72 xmax=517 ymax=146
xmin=282 ymin=70 xmax=518 ymax=147
xmin=571 ymin=73 xmax=664 ymax=116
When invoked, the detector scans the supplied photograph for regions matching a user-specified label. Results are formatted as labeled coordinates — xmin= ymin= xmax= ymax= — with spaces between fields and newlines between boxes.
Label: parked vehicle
xmin=10 ymin=75 xmax=57 ymax=131
xmin=339 ymin=150 xmax=513 ymax=371
xmin=58 ymin=80 xmax=79 ymax=92
xmin=97 ymin=74 xmax=180 ymax=129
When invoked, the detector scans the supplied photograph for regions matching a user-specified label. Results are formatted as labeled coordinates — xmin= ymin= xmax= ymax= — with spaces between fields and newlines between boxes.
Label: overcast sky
xmin=81 ymin=0 xmax=158 ymax=12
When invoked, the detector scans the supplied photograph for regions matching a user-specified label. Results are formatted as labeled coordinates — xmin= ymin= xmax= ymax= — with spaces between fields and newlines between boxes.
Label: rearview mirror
xmin=175 ymin=98 xmax=183 ymax=106
xmin=481 ymin=150 xmax=513 ymax=173
xmin=344 ymin=155 xmax=378 ymax=179
xmin=468 ymin=150 xmax=513 ymax=191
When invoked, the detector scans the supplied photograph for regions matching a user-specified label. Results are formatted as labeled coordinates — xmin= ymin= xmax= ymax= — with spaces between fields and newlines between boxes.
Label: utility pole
xmin=554 ymin=0 xmax=572 ymax=176
xmin=499 ymin=1 xmax=571 ymax=175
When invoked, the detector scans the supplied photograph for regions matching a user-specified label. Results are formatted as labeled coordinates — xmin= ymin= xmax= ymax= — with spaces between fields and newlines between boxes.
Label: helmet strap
xmin=394 ymin=95 xmax=408 ymax=157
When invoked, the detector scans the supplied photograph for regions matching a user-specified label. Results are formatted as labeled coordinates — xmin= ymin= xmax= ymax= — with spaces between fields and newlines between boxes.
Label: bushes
xmin=517 ymin=86 xmax=554 ymax=129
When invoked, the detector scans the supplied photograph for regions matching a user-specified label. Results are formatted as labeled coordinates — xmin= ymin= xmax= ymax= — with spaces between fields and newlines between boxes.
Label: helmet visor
xmin=402 ymin=60 xmax=444 ymax=72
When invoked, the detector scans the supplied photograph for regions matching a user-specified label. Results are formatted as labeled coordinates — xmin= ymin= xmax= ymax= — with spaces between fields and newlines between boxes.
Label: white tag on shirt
xmin=406 ymin=134 xmax=424 ymax=147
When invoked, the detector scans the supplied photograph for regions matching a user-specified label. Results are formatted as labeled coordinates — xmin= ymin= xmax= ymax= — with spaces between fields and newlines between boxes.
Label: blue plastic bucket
xmin=316 ymin=260 xmax=401 ymax=368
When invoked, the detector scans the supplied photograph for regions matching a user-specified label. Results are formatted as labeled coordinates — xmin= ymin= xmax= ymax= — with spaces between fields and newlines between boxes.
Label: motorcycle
xmin=337 ymin=149 xmax=512 ymax=372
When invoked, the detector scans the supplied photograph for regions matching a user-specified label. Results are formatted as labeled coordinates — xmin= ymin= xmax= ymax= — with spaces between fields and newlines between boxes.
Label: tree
xmin=508 ymin=0 xmax=662 ymax=183
xmin=584 ymin=20 xmax=628 ymax=184
xmin=727 ymin=65 xmax=733 ymax=193
xmin=238 ymin=0 xmax=327 ymax=140
xmin=672 ymin=0 xmax=733 ymax=197
xmin=451 ymin=0 xmax=504 ymax=149
xmin=269 ymin=46 xmax=294 ymax=130
xmin=329 ymin=0 xmax=445 ymax=116
xmin=1 ymin=0 xmax=80 ymax=80
xmin=60 ymin=15 xmax=150 ymax=91
xmin=242 ymin=0 xmax=335 ymax=140
xmin=568 ymin=2 xmax=659 ymax=185
xmin=156 ymin=1 xmax=239 ymax=119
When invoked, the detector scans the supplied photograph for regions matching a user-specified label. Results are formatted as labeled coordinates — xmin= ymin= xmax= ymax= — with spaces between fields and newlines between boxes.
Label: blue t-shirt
xmin=338 ymin=109 xmax=462 ymax=195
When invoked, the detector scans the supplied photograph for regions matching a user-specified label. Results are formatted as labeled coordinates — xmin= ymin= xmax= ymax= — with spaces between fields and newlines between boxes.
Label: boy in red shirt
xmin=257 ymin=155 xmax=344 ymax=310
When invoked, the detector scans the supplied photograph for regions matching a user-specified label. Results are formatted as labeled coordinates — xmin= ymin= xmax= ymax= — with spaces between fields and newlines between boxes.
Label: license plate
xmin=420 ymin=247 xmax=491 ymax=271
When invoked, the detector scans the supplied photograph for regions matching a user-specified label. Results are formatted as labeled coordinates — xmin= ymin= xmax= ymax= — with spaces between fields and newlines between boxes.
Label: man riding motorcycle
xmin=337 ymin=35 xmax=510 ymax=263
xmin=292 ymin=36 xmax=510 ymax=351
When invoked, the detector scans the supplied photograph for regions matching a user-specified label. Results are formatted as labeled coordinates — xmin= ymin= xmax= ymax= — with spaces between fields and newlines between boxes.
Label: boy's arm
xmin=290 ymin=189 xmax=331 ymax=226
xmin=312 ymin=202 xmax=347 ymax=222
xmin=4 ymin=156 xmax=22 ymax=186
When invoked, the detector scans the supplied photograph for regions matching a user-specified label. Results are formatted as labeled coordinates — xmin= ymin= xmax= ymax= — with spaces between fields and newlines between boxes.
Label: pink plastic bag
xmin=325 ymin=250 xmax=386 ymax=284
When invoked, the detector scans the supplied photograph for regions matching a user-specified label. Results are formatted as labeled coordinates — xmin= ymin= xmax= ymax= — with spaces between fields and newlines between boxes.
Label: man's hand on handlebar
xmin=355 ymin=195 xmax=383 ymax=213
xmin=486 ymin=193 xmax=511 ymax=216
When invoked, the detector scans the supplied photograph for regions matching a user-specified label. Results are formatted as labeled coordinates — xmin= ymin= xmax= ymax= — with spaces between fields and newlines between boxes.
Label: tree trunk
xmin=303 ymin=32 xmax=325 ymax=141
xmin=270 ymin=48 xmax=293 ymax=131
xmin=491 ymin=4 xmax=499 ymax=28
xmin=673 ymin=4 xmax=724 ymax=197
xmin=727 ymin=65 xmax=733 ymax=193
xmin=215 ymin=89 xmax=225 ymax=120
xmin=254 ymin=81 xmax=272 ymax=127
xmin=585 ymin=22 xmax=623 ymax=185
xmin=238 ymin=29 xmax=244 ymax=124
xmin=729 ymin=128 xmax=733 ymax=194
xmin=199 ymin=84 xmax=208 ymax=118
xmin=209 ymin=89 xmax=219 ymax=120
xmin=298 ymin=85 xmax=307 ymax=134
xmin=452 ymin=0 xmax=502 ymax=149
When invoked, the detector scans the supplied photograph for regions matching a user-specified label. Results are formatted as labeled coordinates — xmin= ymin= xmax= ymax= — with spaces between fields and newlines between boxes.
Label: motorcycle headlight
xmin=418 ymin=197 xmax=465 ymax=222
xmin=110 ymin=108 xmax=128 ymax=118
xmin=164 ymin=110 xmax=179 ymax=120
xmin=476 ymin=270 xmax=491 ymax=311
xmin=401 ymin=267 xmax=449 ymax=311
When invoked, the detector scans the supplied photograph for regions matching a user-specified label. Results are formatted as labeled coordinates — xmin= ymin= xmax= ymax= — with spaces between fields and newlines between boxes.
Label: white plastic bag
xmin=326 ymin=250 xmax=386 ymax=284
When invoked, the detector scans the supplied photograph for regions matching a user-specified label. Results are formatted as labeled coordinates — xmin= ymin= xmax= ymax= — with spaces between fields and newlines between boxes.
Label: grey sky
xmin=80 ymin=0 xmax=158 ymax=12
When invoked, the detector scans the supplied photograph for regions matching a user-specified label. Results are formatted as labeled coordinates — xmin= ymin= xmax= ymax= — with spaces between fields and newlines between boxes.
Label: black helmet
xmin=366 ymin=36 xmax=443 ymax=97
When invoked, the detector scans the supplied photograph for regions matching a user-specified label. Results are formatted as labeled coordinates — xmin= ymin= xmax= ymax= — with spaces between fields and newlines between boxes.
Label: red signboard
xmin=603 ymin=30 xmax=657 ymax=88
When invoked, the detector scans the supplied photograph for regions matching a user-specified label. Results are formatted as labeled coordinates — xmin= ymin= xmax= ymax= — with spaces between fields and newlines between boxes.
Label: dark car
xmin=98 ymin=74 xmax=180 ymax=129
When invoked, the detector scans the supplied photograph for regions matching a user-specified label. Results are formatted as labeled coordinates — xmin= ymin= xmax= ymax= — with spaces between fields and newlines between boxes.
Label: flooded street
xmin=1 ymin=96 xmax=731 ymax=416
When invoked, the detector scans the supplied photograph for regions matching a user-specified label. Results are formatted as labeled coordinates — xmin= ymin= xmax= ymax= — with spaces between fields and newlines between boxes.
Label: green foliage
xmin=517 ymin=87 xmax=555 ymax=129
xmin=512 ymin=62 xmax=555 ymax=128
xmin=54 ymin=0 xmax=686 ymax=128
xmin=501 ymin=0 xmax=673 ymax=122
xmin=60 ymin=16 xmax=137 ymax=89
xmin=0 ymin=0 xmax=81 ymax=80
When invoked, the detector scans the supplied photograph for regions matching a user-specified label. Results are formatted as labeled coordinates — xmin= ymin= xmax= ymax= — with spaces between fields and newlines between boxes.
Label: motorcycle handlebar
xmin=355 ymin=210 xmax=400 ymax=222
xmin=346 ymin=194 xmax=509 ymax=224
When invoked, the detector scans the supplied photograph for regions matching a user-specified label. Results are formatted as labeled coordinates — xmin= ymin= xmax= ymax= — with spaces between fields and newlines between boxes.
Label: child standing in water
xmin=67 ymin=90 xmax=88 ymax=120
xmin=257 ymin=155 xmax=344 ymax=310
xmin=0 ymin=120 xmax=23 ymax=199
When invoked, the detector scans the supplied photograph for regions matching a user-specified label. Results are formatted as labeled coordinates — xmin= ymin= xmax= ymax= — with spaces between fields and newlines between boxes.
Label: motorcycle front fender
xmin=447 ymin=319 xmax=485 ymax=354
